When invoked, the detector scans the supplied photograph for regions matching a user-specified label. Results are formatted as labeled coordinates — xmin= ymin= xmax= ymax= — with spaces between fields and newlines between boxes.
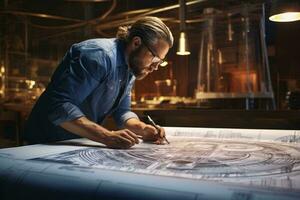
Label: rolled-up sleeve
xmin=48 ymin=45 xmax=109 ymax=126
xmin=112 ymin=81 xmax=138 ymax=128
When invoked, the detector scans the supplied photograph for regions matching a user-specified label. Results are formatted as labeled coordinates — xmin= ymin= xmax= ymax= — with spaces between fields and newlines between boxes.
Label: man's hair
xmin=116 ymin=16 xmax=173 ymax=48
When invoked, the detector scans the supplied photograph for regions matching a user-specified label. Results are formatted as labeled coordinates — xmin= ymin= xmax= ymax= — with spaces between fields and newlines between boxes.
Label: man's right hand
xmin=103 ymin=129 xmax=139 ymax=149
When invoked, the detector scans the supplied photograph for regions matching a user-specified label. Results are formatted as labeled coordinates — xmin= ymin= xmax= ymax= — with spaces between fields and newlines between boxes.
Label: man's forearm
xmin=124 ymin=118 xmax=146 ymax=135
xmin=60 ymin=116 xmax=110 ymax=143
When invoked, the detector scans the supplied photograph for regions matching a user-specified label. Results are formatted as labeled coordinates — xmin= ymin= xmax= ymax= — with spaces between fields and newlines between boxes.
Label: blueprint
xmin=1 ymin=127 xmax=300 ymax=200
xmin=30 ymin=137 xmax=300 ymax=190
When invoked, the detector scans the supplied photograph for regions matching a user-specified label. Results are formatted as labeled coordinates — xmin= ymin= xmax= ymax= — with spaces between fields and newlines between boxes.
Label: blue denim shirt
xmin=25 ymin=38 xmax=138 ymax=143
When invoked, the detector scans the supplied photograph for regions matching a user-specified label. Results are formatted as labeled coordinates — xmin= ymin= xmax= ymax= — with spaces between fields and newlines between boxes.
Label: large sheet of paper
xmin=1 ymin=127 xmax=300 ymax=200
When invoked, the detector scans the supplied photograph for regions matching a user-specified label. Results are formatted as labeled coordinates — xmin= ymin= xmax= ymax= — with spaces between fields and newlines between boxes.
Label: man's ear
xmin=131 ymin=36 xmax=142 ymax=49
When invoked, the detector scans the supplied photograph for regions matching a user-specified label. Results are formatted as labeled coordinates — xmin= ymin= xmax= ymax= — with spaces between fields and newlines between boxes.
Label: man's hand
xmin=103 ymin=129 xmax=139 ymax=149
xmin=125 ymin=118 xmax=167 ymax=145
xmin=142 ymin=124 xmax=166 ymax=144
xmin=60 ymin=117 xmax=139 ymax=149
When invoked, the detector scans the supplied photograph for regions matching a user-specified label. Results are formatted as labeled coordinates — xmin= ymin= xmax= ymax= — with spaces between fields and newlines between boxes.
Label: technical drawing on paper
xmin=31 ymin=137 xmax=300 ymax=190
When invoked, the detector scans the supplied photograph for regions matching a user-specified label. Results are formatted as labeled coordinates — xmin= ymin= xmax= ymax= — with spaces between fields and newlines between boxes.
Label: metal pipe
xmin=0 ymin=10 xmax=83 ymax=22
xmin=96 ymin=0 xmax=117 ymax=20
xmin=12 ymin=0 xmax=117 ymax=30
xmin=95 ymin=0 xmax=207 ymax=33
xmin=179 ymin=0 xmax=187 ymax=31
xmin=136 ymin=0 xmax=207 ymax=17
xmin=28 ymin=0 xmax=206 ymax=39
xmin=260 ymin=3 xmax=276 ymax=109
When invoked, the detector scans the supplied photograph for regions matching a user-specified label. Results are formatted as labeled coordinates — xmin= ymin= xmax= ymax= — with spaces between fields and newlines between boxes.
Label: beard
xmin=128 ymin=46 xmax=149 ymax=80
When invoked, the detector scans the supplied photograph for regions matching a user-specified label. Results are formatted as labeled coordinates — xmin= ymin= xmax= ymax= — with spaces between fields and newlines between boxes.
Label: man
xmin=24 ymin=16 xmax=173 ymax=149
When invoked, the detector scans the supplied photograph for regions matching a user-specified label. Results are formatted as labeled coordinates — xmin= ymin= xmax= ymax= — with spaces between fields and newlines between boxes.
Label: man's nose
xmin=150 ymin=62 xmax=159 ymax=71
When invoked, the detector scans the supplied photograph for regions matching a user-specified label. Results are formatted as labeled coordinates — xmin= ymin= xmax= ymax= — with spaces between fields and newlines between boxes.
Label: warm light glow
xmin=159 ymin=61 xmax=168 ymax=67
xmin=25 ymin=80 xmax=36 ymax=89
xmin=269 ymin=12 xmax=300 ymax=22
xmin=177 ymin=51 xmax=190 ymax=55
xmin=176 ymin=32 xmax=190 ymax=55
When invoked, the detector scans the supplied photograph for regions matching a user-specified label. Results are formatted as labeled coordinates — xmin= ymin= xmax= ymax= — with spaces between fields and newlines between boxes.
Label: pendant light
xmin=176 ymin=0 xmax=190 ymax=55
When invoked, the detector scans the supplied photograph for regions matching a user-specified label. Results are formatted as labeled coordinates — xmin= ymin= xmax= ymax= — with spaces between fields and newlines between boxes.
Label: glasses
xmin=141 ymin=39 xmax=166 ymax=65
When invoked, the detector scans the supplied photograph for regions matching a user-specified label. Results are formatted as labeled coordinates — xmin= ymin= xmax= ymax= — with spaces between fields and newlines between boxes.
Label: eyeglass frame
xmin=140 ymin=37 xmax=166 ymax=65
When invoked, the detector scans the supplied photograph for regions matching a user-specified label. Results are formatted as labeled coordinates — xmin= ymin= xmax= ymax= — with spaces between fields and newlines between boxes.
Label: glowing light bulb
xmin=269 ymin=12 xmax=300 ymax=22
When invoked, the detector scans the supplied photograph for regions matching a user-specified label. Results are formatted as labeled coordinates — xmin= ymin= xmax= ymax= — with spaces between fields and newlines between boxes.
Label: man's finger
xmin=159 ymin=127 xmax=165 ymax=138
xmin=108 ymin=136 xmax=133 ymax=149
xmin=125 ymin=129 xmax=139 ymax=144
xmin=118 ymin=136 xmax=134 ymax=147
xmin=120 ymin=131 xmax=137 ymax=145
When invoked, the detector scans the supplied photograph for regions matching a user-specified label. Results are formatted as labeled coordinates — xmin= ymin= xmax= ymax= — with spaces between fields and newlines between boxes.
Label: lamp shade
xmin=176 ymin=32 xmax=190 ymax=55
xmin=269 ymin=0 xmax=300 ymax=22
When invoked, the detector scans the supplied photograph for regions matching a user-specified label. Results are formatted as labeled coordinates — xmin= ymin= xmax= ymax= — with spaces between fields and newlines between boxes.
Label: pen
xmin=147 ymin=115 xmax=170 ymax=144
